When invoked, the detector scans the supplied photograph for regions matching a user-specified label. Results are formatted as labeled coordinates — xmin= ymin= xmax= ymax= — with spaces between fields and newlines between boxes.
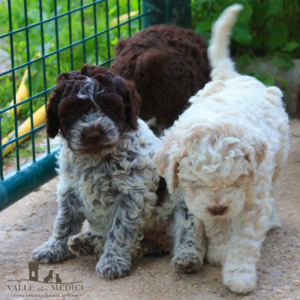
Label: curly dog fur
xmin=32 ymin=64 xmax=179 ymax=280
xmin=154 ymin=5 xmax=289 ymax=294
xmin=110 ymin=24 xmax=211 ymax=127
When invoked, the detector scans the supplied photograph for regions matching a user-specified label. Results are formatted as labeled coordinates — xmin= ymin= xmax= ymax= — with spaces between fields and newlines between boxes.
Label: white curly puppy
xmin=154 ymin=4 xmax=289 ymax=294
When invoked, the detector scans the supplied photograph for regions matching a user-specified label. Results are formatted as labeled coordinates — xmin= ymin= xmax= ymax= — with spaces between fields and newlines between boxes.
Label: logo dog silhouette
xmin=43 ymin=270 xmax=53 ymax=283
xmin=56 ymin=274 xmax=62 ymax=284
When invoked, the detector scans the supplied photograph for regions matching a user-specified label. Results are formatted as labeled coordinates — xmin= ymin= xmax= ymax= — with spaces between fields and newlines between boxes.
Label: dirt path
xmin=0 ymin=119 xmax=300 ymax=300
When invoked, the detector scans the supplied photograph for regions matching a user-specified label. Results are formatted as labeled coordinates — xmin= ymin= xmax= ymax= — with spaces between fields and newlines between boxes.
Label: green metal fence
xmin=0 ymin=0 xmax=191 ymax=211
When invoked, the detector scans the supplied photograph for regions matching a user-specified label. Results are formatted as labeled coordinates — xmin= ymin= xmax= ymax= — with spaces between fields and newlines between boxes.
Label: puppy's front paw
xmin=223 ymin=267 xmax=257 ymax=294
xmin=206 ymin=244 xmax=228 ymax=266
xmin=68 ymin=235 xmax=95 ymax=257
xmin=32 ymin=239 xmax=70 ymax=263
xmin=172 ymin=251 xmax=203 ymax=274
xmin=96 ymin=257 xmax=130 ymax=280
xmin=68 ymin=231 xmax=105 ymax=258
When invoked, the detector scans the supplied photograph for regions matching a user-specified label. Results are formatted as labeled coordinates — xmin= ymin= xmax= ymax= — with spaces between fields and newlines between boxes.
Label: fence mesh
xmin=0 ymin=0 xmax=147 ymax=181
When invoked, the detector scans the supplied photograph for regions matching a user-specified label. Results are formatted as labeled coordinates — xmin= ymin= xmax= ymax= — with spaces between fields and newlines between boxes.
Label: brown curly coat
xmin=110 ymin=24 xmax=211 ymax=127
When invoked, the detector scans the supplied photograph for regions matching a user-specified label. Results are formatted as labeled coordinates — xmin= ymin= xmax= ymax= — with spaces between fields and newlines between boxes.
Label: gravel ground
xmin=0 ymin=119 xmax=299 ymax=300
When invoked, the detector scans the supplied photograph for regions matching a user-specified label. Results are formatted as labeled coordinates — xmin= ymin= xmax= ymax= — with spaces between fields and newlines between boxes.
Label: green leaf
xmin=111 ymin=37 xmax=119 ymax=45
xmin=44 ymin=41 xmax=53 ymax=54
xmin=273 ymin=53 xmax=295 ymax=68
xmin=237 ymin=53 xmax=251 ymax=67
xmin=282 ymin=41 xmax=299 ymax=52
xmin=232 ymin=22 xmax=252 ymax=45
xmin=87 ymin=53 xmax=95 ymax=64
xmin=57 ymin=18 xmax=68 ymax=32
xmin=252 ymin=35 xmax=264 ymax=49
xmin=254 ymin=74 xmax=275 ymax=87
xmin=237 ymin=1 xmax=253 ymax=23
xmin=264 ymin=0 xmax=282 ymax=19
xmin=198 ymin=31 xmax=211 ymax=42
xmin=199 ymin=0 xmax=211 ymax=7
xmin=25 ymin=59 xmax=43 ymax=95
xmin=109 ymin=7 xmax=117 ymax=16
xmin=252 ymin=2 xmax=269 ymax=27
xmin=268 ymin=22 xmax=288 ymax=49
xmin=195 ymin=21 xmax=211 ymax=32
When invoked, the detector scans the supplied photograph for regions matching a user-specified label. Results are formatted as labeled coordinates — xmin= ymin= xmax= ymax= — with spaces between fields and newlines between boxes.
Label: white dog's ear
xmin=154 ymin=138 xmax=182 ymax=193
xmin=242 ymin=129 xmax=268 ymax=180
xmin=253 ymin=136 xmax=268 ymax=167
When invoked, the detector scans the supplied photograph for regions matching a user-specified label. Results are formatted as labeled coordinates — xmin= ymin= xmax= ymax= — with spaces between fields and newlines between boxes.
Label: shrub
xmin=192 ymin=0 xmax=300 ymax=84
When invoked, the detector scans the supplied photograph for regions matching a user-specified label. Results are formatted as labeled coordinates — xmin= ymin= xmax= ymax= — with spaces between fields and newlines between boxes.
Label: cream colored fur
xmin=154 ymin=4 xmax=289 ymax=294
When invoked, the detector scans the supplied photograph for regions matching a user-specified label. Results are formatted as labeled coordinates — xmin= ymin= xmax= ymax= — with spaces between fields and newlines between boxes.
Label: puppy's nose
xmin=85 ymin=132 xmax=101 ymax=142
xmin=208 ymin=206 xmax=227 ymax=216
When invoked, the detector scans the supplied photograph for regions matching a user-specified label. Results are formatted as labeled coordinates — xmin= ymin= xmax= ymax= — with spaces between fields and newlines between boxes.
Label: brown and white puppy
xmin=46 ymin=63 xmax=140 ymax=154
xmin=32 ymin=63 xmax=178 ymax=280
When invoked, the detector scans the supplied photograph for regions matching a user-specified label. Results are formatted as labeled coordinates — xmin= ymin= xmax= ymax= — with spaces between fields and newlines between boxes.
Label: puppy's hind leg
xmin=32 ymin=189 xmax=85 ymax=263
xmin=268 ymin=206 xmax=281 ymax=230
xmin=171 ymin=195 xmax=206 ymax=274
xmin=68 ymin=231 xmax=106 ymax=258
xmin=268 ymin=166 xmax=282 ymax=231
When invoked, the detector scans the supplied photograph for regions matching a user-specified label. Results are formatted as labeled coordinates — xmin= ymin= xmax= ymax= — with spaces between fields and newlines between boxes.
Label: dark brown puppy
xmin=110 ymin=24 xmax=211 ymax=127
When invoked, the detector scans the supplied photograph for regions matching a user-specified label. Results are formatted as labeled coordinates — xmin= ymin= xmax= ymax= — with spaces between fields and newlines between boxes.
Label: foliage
xmin=0 ymin=0 xmax=141 ymax=141
xmin=192 ymin=0 xmax=300 ymax=85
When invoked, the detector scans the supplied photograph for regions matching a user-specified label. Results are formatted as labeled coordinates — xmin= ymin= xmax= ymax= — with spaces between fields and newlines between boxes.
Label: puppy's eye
xmin=71 ymin=110 xmax=79 ymax=117
xmin=106 ymin=107 xmax=113 ymax=113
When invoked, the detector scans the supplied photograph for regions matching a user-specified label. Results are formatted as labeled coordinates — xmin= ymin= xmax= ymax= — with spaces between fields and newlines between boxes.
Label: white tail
xmin=208 ymin=4 xmax=243 ymax=81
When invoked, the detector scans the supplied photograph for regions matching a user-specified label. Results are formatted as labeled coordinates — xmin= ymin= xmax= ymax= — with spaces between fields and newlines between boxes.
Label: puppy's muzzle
xmin=208 ymin=206 xmax=227 ymax=216
xmin=85 ymin=131 xmax=101 ymax=142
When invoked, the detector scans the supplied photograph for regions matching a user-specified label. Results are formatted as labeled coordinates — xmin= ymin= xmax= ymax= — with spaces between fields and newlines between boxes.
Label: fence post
xmin=143 ymin=0 xmax=192 ymax=29
xmin=0 ymin=146 xmax=60 ymax=211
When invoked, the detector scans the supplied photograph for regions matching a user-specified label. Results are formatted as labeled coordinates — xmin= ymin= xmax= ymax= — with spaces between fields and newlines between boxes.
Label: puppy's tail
xmin=208 ymin=4 xmax=243 ymax=81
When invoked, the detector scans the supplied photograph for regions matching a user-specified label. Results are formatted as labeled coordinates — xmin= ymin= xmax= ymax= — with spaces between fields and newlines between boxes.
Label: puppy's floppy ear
xmin=242 ymin=128 xmax=268 ymax=180
xmin=121 ymin=79 xmax=141 ymax=130
xmin=46 ymin=72 xmax=70 ymax=138
xmin=154 ymin=134 xmax=182 ymax=193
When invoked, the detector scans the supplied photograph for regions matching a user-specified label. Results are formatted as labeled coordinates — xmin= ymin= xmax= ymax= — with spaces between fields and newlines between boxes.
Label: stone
xmin=4 ymin=227 xmax=13 ymax=231
xmin=292 ymin=132 xmax=300 ymax=138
